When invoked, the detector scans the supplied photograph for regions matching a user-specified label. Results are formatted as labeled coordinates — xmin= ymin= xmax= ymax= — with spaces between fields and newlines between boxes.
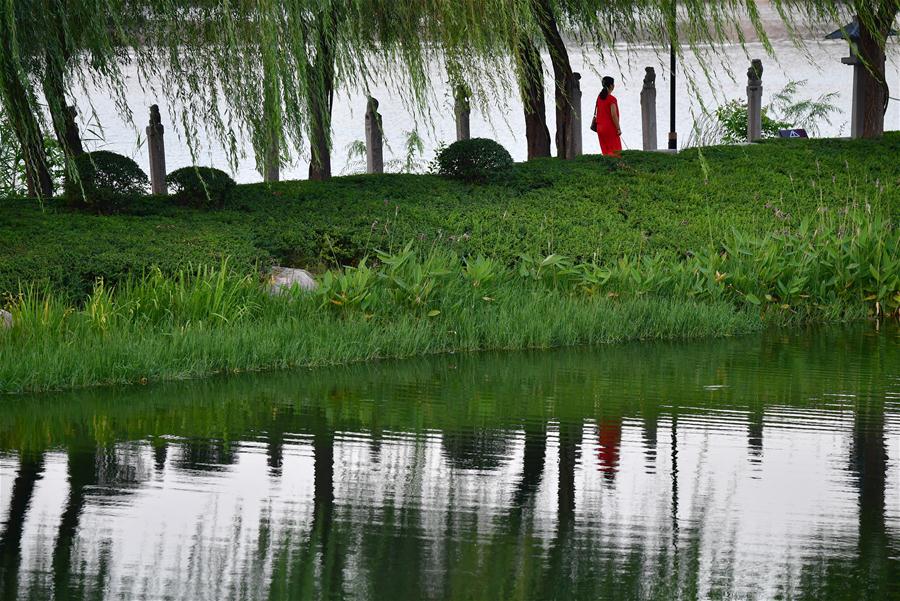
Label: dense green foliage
xmin=1 ymin=137 xmax=899 ymax=300
xmin=64 ymin=151 xmax=149 ymax=210
xmin=1 ymin=201 xmax=896 ymax=393
xmin=167 ymin=166 xmax=236 ymax=208
xmin=435 ymin=138 xmax=514 ymax=182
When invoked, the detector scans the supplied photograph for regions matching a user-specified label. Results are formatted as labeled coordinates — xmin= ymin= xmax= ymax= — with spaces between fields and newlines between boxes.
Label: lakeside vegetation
xmin=1 ymin=138 xmax=898 ymax=393
xmin=2 ymin=136 xmax=899 ymax=300
xmin=1 ymin=193 xmax=896 ymax=393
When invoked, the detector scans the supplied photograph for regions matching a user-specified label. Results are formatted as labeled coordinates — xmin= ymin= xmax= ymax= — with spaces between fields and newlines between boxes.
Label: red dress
xmin=595 ymin=94 xmax=622 ymax=156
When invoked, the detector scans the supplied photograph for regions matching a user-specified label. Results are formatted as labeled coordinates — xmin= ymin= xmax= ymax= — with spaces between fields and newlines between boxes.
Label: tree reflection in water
xmin=0 ymin=324 xmax=897 ymax=600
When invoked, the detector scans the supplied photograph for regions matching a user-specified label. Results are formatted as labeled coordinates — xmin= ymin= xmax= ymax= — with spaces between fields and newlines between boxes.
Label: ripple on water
xmin=0 ymin=324 xmax=897 ymax=600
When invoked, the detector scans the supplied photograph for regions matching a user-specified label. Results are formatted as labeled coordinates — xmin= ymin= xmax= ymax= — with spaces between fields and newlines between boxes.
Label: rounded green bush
xmin=64 ymin=151 xmax=149 ymax=210
xmin=435 ymin=138 xmax=513 ymax=182
xmin=166 ymin=166 xmax=236 ymax=209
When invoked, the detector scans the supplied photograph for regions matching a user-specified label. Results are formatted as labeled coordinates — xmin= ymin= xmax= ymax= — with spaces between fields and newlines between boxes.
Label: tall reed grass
xmin=1 ymin=208 xmax=895 ymax=394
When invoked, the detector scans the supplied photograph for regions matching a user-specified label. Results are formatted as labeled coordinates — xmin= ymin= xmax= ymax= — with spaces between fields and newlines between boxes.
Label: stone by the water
xmin=268 ymin=267 xmax=317 ymax=294
xmin=1 ymin=309 xmax=12 ymax=329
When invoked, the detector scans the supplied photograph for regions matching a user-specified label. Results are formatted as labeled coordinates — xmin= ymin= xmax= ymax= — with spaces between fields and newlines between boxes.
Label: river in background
xmin=73 ymin=36 xmax=900 ymax=183
xmin=0 ymin=324 xmax=898 ymax=600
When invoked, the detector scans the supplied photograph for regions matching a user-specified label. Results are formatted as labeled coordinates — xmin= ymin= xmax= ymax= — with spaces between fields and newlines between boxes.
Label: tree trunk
xmin=13 ymin=115 xmax=53 ymax=199
xmin=42 ymin=64 xmax=83 ymax=157
xmin=307 ymin=12 xmax=336 ymax=181
xmin=856 ymin=9 xmax=896 ymax=139
xmin=531 ymin=0 xmax=576 ymax=159
xmin=517 ymin=35 xmax=551 ymax=159
xmin=0 ymin=453 xmax=45 ymax=598
xmin=261 ymin=56 xmax=281 ymax=182
xmin=539 ymin=420 xmax=581 ymax=598
xmin=0 ymin=10 xmax=53 ymax=198
xmin=53 ymin=445 xmax=99 ymax=599
xmin=42 ymin=0 xmax=83 ymax=158
xmin=852 ymin=402 xmax=890 ymax=596
xmin=308 ymin=78 xmax=333 ymax=181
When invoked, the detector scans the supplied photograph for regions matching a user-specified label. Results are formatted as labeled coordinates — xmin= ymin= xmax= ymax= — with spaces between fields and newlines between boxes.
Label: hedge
xmin=1 ymin=135 xmax=898 ymax=300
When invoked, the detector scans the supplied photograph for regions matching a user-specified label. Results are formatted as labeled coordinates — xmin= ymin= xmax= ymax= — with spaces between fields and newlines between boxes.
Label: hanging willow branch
xmin=1 ymin=0 xmax=896 ymax=195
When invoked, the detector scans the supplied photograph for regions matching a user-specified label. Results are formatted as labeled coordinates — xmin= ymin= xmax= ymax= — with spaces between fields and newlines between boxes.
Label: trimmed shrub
xmin=64 ymin=151 xmax=149 ymax=210
xmin=435 ymin=138 xmax=513 ymax=182
xmin=167 ymin=166 xmax=236 ymax=209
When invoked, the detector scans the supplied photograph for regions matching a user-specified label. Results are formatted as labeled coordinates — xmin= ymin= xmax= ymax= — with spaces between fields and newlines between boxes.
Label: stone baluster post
xmin=365 ymin=96 xmax=384 ymax=174
xmin=454 ymin=85 xmax=471 ymax=141
xmin=640 ymin=67 xmax=658 ymax=151
xmin=747 ymin=59 xmax=764 ymax=142
xmin=570 ymin=73 xmax=583 ymax=157
xmin=146 ymin=105 xmax=167 ymax=195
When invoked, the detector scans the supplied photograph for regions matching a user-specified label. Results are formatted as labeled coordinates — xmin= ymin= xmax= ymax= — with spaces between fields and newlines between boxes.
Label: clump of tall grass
xmin=0 ymin=208 xmax=895 ymax=393
xmin=5 ymin=260 xmax=271 ymax=339
xmin=115 ymin=261 xmax=264 ymax=326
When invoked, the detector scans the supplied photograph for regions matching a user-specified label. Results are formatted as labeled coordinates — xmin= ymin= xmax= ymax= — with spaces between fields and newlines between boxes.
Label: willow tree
xmin=0 ymin=4 xmax=53 ymax=197
xmin=300 ymin=2 xmax=342 ymax=180
xmin=0 ymin=0 xmax=142 ymax=198
xmin=531 ymin=0 xmax=576 ymax=159
xmin=40 ymin=0 xmax=84 ymax=159
xmin=8 ymin=0 xmax=888 ymax=199
xmin=849 ymin=2 xmax=898 ymax=138
xmin=768 ymin=0 xmax=899 ymax=138
xmin=428 ymin=1 xmax=581 ymax=160
xmin=138 ymin=0 xmax=454 ymax=181
xmin=566 ymin=1 xmax=898 ymax=140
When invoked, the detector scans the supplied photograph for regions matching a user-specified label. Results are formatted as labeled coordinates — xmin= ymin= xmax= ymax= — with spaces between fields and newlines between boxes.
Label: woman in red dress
xmin=594 ymin=76 xmax=622 ymax=156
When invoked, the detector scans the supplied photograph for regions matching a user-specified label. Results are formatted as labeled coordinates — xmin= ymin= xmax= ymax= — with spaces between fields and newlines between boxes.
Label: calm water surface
xmin=0 ymin=325 xmax=899 ymax=600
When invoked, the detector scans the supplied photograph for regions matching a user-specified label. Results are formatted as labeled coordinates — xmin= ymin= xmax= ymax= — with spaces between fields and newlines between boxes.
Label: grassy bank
xmin=2 ymin=136 xmax=899 ymax=299
xmin=1 ymin=207 xmax=895 ymax=394
xmin=1 ymin=290 xmax=755 ymax=394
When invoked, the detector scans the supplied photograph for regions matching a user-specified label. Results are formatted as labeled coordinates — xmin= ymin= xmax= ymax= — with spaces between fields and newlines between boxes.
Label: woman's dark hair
xmin=599 ymin=76 xmax=615 ymax=100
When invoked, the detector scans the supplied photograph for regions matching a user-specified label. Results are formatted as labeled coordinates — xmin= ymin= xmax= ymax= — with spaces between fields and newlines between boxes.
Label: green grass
xmin=1 ymin=205 xmax=896 ymax=394
xmin=0 ymin=292 xmax=757 ymax=395
xmin=1 ymin=135 xmax=899 ymax=300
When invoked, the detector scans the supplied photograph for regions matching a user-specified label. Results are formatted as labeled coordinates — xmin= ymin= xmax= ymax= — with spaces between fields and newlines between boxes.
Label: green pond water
xmin=0 ymin=325 xmax=898 ymax=600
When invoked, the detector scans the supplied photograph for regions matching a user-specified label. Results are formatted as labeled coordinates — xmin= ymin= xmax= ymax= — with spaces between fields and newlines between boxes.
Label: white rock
xmin=1 ymin=309 xmax=12 ymax=329
xmin=268 ymin=267 xmax=317 ymax=294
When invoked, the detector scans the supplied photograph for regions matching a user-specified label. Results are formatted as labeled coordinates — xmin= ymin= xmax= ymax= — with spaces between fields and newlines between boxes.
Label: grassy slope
xmin=2 ymin=135 xmax=899 ymax=299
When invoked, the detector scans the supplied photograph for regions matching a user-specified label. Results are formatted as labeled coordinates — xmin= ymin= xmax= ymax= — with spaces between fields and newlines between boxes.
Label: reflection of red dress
xmin=595 ymin=94 xmax=622 ymax=156
xmin=597 ymin=418 xmax=622 ymax=480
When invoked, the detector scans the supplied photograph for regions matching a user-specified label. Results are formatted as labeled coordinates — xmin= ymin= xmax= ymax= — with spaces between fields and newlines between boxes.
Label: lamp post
xmin=668 ymin=44 xmax=677 ymax=150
